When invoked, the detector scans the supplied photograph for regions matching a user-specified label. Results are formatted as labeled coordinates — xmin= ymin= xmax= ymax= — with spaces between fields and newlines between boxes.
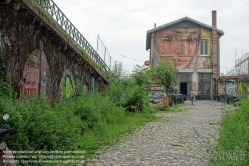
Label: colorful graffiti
xmin=20 ymin=50 xmax=50 ymax=101
xmin=226 ymin=84 xmax=236 ymax=96
xmin=60 ymin=69 xmax=75 ymax=102
xmin=20 ymin=50 xmax=41 ymax=101
xmin=90 ymin=73 xmax=98 ymax=93
xmin=148 ymin=95 xmax=169 ymax=107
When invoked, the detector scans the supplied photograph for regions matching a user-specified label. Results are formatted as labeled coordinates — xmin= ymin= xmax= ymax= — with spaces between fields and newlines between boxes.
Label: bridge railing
xmin=34 ymin=0 xmax=111 ymax=74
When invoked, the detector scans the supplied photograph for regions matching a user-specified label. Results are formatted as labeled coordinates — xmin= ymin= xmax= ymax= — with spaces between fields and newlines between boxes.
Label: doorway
xmin=180 ymin=82 xmax=187 ymax=96
xmin=179 ymin=73 xmax=192 ymax=100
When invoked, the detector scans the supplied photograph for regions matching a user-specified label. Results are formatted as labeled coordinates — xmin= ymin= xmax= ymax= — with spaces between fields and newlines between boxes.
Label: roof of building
xmin=146 ymin=16 xmax=225 ymax=50
xmin=218 ymin=75 xmax=249 ymax=82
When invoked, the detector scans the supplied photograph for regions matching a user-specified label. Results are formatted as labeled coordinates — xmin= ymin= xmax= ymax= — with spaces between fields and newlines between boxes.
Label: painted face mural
xmin=154 ymin=21 xmax=212 ymax=69
xmin=60 ymin=69 xmax=75 ymax=102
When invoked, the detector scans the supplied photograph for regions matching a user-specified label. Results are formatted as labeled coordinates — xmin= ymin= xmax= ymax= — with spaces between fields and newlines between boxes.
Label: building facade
xmin=146 ymin=11 xmax=224 ymax=99
xmin=225 ymin=52 xmax=249 ymax=76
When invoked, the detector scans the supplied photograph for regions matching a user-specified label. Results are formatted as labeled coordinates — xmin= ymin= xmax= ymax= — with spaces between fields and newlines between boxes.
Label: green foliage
xmin=0 ymin=50 xmax=5 ymax=77
xmin=149 ymin=58 xmax=177 ymax=88
xmin=0 ymin=50 xmax=13 ymax=98
xmin=104 ymin=61 xmax=127 ymax=104
xmin=111 ymin=61 xmax=127 ymax=80
xmin=131 ymin=58 xmax=177 ymax=88
xmin=0 ymin=54 xmax=163 ymax=165
xmin=210 ymin=99 xmax=249 ymax=165
xmin=0 ymin=88 xmax=157 ymax=165
xmin=121 ymin=85 xmax=148 ymax=109
xmin=0 ymin=79 xmax=11 ymax=98
xmin=132 ymin=65 xmax=149 ymax=86
xmin=237 ymin=82 xmax=247 ymax=99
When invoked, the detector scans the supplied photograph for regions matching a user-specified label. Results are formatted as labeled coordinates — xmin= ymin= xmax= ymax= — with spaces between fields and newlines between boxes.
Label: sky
xmin=53 ymin=0 xmax=249 ymax=75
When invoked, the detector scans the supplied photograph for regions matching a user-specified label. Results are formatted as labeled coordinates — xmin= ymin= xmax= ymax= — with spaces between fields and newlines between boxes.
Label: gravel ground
xmin=85 ymin=100 xmax=233 ymax=166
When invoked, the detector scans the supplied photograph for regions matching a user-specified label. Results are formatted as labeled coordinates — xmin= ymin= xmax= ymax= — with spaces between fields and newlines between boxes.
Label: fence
xmin=33 ymin=0 xmax=111 ymax=74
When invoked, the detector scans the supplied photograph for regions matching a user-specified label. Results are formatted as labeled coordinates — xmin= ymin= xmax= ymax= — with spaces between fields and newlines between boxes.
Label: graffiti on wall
xmin=226 ymin=84 xmax=236 ymax=96
xmin=60 ymin=69 xmax=75 ymax=102
xmin=20 ymin=50 xmax=40 ymax=101
xmin=90 ymin=73 xmax=98 ymax=93
xmin=148 ymin=96 xmax=168 ymax=107
xmin=74 ymin=74 xmax=89 ymax=95
xmin=192 ymin=81 xmax=198 ymax=91
xmin=40 ymin=51 xmax=48 ymax=98
xmin=218 ymin=83 xmax=226 ymax=95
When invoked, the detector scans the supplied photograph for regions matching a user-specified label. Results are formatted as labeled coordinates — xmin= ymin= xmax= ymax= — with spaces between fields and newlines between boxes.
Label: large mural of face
xmin=154 ymin=21 xmax=212 ymax=69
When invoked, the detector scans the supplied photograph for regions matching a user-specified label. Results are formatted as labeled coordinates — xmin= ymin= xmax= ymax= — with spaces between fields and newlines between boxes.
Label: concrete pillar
xmin=192 ymin=71 xmax=198 ymax=94
xmin=150 ymin=33 xmax=154 ymax=65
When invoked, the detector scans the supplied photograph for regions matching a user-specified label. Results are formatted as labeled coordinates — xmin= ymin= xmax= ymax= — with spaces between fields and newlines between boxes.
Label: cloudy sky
xmin=53 ymin=0 xmax=249 ymax=74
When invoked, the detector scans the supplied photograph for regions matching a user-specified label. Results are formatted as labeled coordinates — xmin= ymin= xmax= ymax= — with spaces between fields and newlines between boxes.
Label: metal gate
xmin=198 ymin=73 xmax=211 ymax=94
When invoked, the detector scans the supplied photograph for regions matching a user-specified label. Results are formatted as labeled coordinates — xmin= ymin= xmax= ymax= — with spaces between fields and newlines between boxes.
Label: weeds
xmin=210 ymin=99 xmax=249 ymax=165
xmin=0 ymin=88 xmax=158 ymax=165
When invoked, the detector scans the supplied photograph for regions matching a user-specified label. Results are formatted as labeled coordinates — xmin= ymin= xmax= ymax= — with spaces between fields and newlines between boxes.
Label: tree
xmin=147 ymin=58 xmax=177 ymax=88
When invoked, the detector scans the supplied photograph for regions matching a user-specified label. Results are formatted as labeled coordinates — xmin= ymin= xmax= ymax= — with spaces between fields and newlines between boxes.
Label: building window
xmin=242 ymin=67 xmax=245 ymax=75
xmin=200 ymin=40 xmax=208 ymax=56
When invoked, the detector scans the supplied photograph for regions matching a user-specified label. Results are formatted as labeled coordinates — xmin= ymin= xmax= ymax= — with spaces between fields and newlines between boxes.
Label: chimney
xmin=212 ymin=10 xmax=217 ymax=28
xmin=154 ymin=23 xmax=156 ymax=28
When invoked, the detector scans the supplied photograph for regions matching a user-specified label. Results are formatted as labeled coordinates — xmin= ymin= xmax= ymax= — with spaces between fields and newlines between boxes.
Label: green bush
xmin=0 ymin=56 xmax=159 ymax=165
xmin=0 ymin=88 xmax=157 ymax=165
xmin=0 ymin=97 xmax=85 ymax=151
xmin=121 ymin=85 xmax=148 ymax=109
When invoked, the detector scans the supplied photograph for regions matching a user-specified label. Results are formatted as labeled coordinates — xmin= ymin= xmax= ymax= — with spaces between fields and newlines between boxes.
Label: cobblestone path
xmin=86 ymin=100 xmax=232 ymax=166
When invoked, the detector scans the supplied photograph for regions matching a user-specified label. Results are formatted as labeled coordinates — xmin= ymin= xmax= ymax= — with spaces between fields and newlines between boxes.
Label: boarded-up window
xmin=200 ymin=40 xmax=208 ymax=56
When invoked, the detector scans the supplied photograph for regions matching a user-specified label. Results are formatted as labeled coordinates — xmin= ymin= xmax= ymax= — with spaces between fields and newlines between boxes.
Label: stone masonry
xmin=86 ymin=101 xmax=233 ymax=166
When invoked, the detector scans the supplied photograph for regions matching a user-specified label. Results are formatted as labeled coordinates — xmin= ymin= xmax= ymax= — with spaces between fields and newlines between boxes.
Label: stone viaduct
xmin=0 ymin=0 xmax=111 ymax=101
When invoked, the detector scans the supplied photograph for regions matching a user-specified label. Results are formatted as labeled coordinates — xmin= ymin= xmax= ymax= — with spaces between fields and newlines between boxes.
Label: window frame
xmin=200 ymin=40 xmax=209 ymax=56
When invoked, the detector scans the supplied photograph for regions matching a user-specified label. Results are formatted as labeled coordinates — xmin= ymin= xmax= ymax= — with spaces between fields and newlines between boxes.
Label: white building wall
xmin=225 ymin=52 xmax=249 ymax=76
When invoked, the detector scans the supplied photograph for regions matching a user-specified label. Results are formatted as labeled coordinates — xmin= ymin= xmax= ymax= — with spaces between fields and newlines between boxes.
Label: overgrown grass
xmin=210 ymin=99 xmax=249 ymax=166
xmin=0 ymin=92 xmax=158 ymax=165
